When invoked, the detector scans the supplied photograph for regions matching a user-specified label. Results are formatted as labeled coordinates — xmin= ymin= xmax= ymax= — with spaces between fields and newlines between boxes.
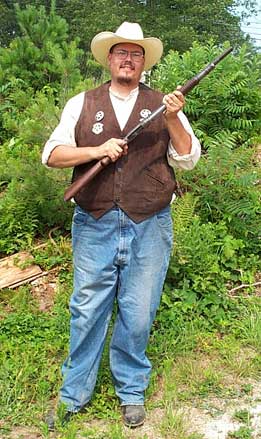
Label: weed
xmin=233 ymin=409 xmax=252 ymax=424
xmin=107 ymin=423 xmax=125 ymax=439
xmin=240 ymin=384 xmax=253 ymax=395
xmin=227 ymin=426 xmax=253 ymax=438
xmin=187 ymin=435 xmax=205 ymax=439
xmin=233 ymin=307 xmax=261 ymax=351
xmin=162 ymin=354 xmax=225 ymax=401
xmin=32 ymin=236 xmax=72 ymax=271
xmin=59 ymin=424 xmax=78 ymax=439
xmin=160 ymin=402 xmax=203 ymax=439
xmin=0 ymin=285 xmax=38 ymax=315
xmin=160 ymin=402 xmax=187 ymax=438
xmin=80 ymin=427 xmax=106 ymax=439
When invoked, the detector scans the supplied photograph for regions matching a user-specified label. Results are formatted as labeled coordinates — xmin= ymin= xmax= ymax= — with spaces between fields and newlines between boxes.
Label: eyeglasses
xmin=112 ymin=49 xmax=144 ymax=62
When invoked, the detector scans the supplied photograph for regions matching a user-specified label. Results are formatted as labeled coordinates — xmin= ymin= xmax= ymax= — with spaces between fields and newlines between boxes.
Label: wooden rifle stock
xmin=64 ymin=47 xmax=233 ymax=201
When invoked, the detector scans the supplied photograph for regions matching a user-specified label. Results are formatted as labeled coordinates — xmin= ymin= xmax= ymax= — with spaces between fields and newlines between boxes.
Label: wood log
xmin=0 ymin=252 xmax=42 ymax=289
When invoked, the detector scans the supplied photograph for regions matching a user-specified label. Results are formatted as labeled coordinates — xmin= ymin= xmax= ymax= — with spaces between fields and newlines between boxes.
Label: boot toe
xmin=122 ymin=405 xmax=146 ymax=427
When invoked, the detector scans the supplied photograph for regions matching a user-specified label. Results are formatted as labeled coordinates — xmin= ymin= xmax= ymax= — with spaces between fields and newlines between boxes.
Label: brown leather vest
xmin=73 ymin=82 xmax=176 ymax=223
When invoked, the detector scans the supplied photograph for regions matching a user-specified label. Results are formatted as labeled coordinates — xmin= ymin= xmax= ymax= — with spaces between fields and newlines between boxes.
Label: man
xmin=42 ymin=22 xmax=200 ymax=430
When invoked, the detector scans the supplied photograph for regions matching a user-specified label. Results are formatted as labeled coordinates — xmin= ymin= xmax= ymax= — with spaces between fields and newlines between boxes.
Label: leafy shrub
xmin=0 ymin=1 xmax=98 ymax=254
xmin=177 ymin=142 xmax=260 ymax=254
xmin=154 ymin=193 xmax=259 ymax=336
xmin=0 ymin=140 xmax=73 ymax=254
xmin=152 ymin=42 xmax=261 ymax=147
xmin=151 ymin=42 xmax=260 ymax=326
xmin=0 ymin=80 xmax=59 ymax=144
xmin=165 ymin=198 xmax=248 ymax=322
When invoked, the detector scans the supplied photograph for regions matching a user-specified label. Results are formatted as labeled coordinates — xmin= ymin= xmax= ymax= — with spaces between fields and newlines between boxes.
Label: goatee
xmin=116 ymin=77 xmax=133 ymax=85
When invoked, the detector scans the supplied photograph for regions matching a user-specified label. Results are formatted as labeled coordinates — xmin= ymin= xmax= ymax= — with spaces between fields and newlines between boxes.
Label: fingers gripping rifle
xmin=64 ymin=47 xmax=233 ymax=202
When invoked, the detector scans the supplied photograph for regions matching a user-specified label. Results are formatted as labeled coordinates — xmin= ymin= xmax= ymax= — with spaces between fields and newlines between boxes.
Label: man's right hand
xmin=47 ymin=138 xmax=128 ymax=168
xmin=98 ymin=138 xmax=128 ymax=162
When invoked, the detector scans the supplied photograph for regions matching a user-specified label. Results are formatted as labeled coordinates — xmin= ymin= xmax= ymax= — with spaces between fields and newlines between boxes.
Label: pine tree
xmin=0 ymin=0 xmax=83 ymax=91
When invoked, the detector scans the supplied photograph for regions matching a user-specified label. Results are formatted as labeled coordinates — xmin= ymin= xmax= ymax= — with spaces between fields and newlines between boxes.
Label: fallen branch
xmin=228 ymin=281 xmax=261 ymax=294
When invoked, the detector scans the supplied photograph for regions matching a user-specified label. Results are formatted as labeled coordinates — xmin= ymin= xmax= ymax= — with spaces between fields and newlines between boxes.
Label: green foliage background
xmin=0 ymin=2 xmax=260 ymax=292
xmin=0 ymin=2 xmax=260 ymax=433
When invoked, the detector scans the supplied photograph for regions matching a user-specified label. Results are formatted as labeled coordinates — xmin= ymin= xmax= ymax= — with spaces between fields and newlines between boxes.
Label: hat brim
xmin=91 ymin=32 xmax=163 ymax=71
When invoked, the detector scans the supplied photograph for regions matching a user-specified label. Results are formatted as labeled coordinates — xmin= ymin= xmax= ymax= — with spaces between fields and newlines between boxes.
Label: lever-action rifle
xmin=64 ymin=47 xmax=233 ymax=202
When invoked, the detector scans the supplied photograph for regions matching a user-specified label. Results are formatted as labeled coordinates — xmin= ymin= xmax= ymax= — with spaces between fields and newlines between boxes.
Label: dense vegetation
xmin=0 ymin=0 xmax=259 ymax=66
xmin=0 ymin=2 xmax=260 ymax=438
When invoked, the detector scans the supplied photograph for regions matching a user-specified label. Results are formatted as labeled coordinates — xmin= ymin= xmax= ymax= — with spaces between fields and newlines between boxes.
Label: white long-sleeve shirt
xmin=42 ymin=87 xmax=201 ymax=170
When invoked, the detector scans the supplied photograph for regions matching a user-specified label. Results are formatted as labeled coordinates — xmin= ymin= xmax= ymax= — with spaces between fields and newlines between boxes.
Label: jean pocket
xmin=155 ymin=206 xmax=172 ymax=228
xmin=72 ymin=206 xmax=88 ymax=226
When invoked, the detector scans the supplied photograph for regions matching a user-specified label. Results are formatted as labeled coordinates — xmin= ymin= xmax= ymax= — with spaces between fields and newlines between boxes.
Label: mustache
xmin=120 ymin=62 xmax=135 ymax=69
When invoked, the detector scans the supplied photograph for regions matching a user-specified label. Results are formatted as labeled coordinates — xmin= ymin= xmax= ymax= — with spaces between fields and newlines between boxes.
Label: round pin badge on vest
xmin=140 ymin=109 xmax=152 ymax=120
xmin=95 ymin=111 xmax=104 ymax=122
xmin=92 ymin=122 xmax=104 ymax=135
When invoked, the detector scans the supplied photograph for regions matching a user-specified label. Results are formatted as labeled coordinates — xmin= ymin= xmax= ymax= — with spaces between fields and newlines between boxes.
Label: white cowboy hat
xmin=91 ymin=22 xmax=163 ymax=71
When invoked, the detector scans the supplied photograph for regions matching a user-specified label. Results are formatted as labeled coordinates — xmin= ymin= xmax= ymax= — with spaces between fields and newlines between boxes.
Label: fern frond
xmin=172 ymin=193 xmax=198 ymax=231
xmin=236 ymin=173 xmax=259 ymax=188
xmin=224 ymin=199 xmax=258 ymax=215
xmin=224 ymin=102 xmax=251 ymax=115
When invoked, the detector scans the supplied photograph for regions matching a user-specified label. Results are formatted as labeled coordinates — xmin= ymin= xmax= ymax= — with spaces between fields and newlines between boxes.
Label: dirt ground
xmin=3 ymin=380 xmax=261 ymax=439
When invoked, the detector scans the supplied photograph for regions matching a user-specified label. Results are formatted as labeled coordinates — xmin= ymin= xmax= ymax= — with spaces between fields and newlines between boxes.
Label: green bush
xmin=152 ymin=42 xmax=261 ymax=147
xmin=0 ymin=140 xmax=73 ymax=254
xmin=150 ymin=42 xmax=260 ymax=326
xmin=176 ymin=142 xmax=260 ymax=254
xmin=0 ymin=2 xmax=97 ymax=253
xmin=162 ymin=195 xmax=257 ymax=326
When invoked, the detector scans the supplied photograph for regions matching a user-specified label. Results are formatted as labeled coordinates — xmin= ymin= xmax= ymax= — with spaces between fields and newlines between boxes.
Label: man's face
xmin=108 ymin=43 xmax=145 ymax=87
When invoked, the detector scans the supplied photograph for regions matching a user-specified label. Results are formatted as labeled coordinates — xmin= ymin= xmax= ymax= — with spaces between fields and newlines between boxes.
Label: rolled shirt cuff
xmin=167 ymin=135 xmax=201 ymax=170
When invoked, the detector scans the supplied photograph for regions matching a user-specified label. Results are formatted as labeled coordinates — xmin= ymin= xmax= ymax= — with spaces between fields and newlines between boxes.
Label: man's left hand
xmin=163 ymin=88 xmax=185 ymax=121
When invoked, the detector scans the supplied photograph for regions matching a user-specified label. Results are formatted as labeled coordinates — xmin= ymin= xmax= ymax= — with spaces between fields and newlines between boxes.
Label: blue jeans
xmin=60 ymin=205 xmax=173 ymax=411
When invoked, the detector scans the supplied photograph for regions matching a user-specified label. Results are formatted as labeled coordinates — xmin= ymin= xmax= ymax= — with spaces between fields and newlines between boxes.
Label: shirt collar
xmin=109 ymin=86 xmax=139 ymax=101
